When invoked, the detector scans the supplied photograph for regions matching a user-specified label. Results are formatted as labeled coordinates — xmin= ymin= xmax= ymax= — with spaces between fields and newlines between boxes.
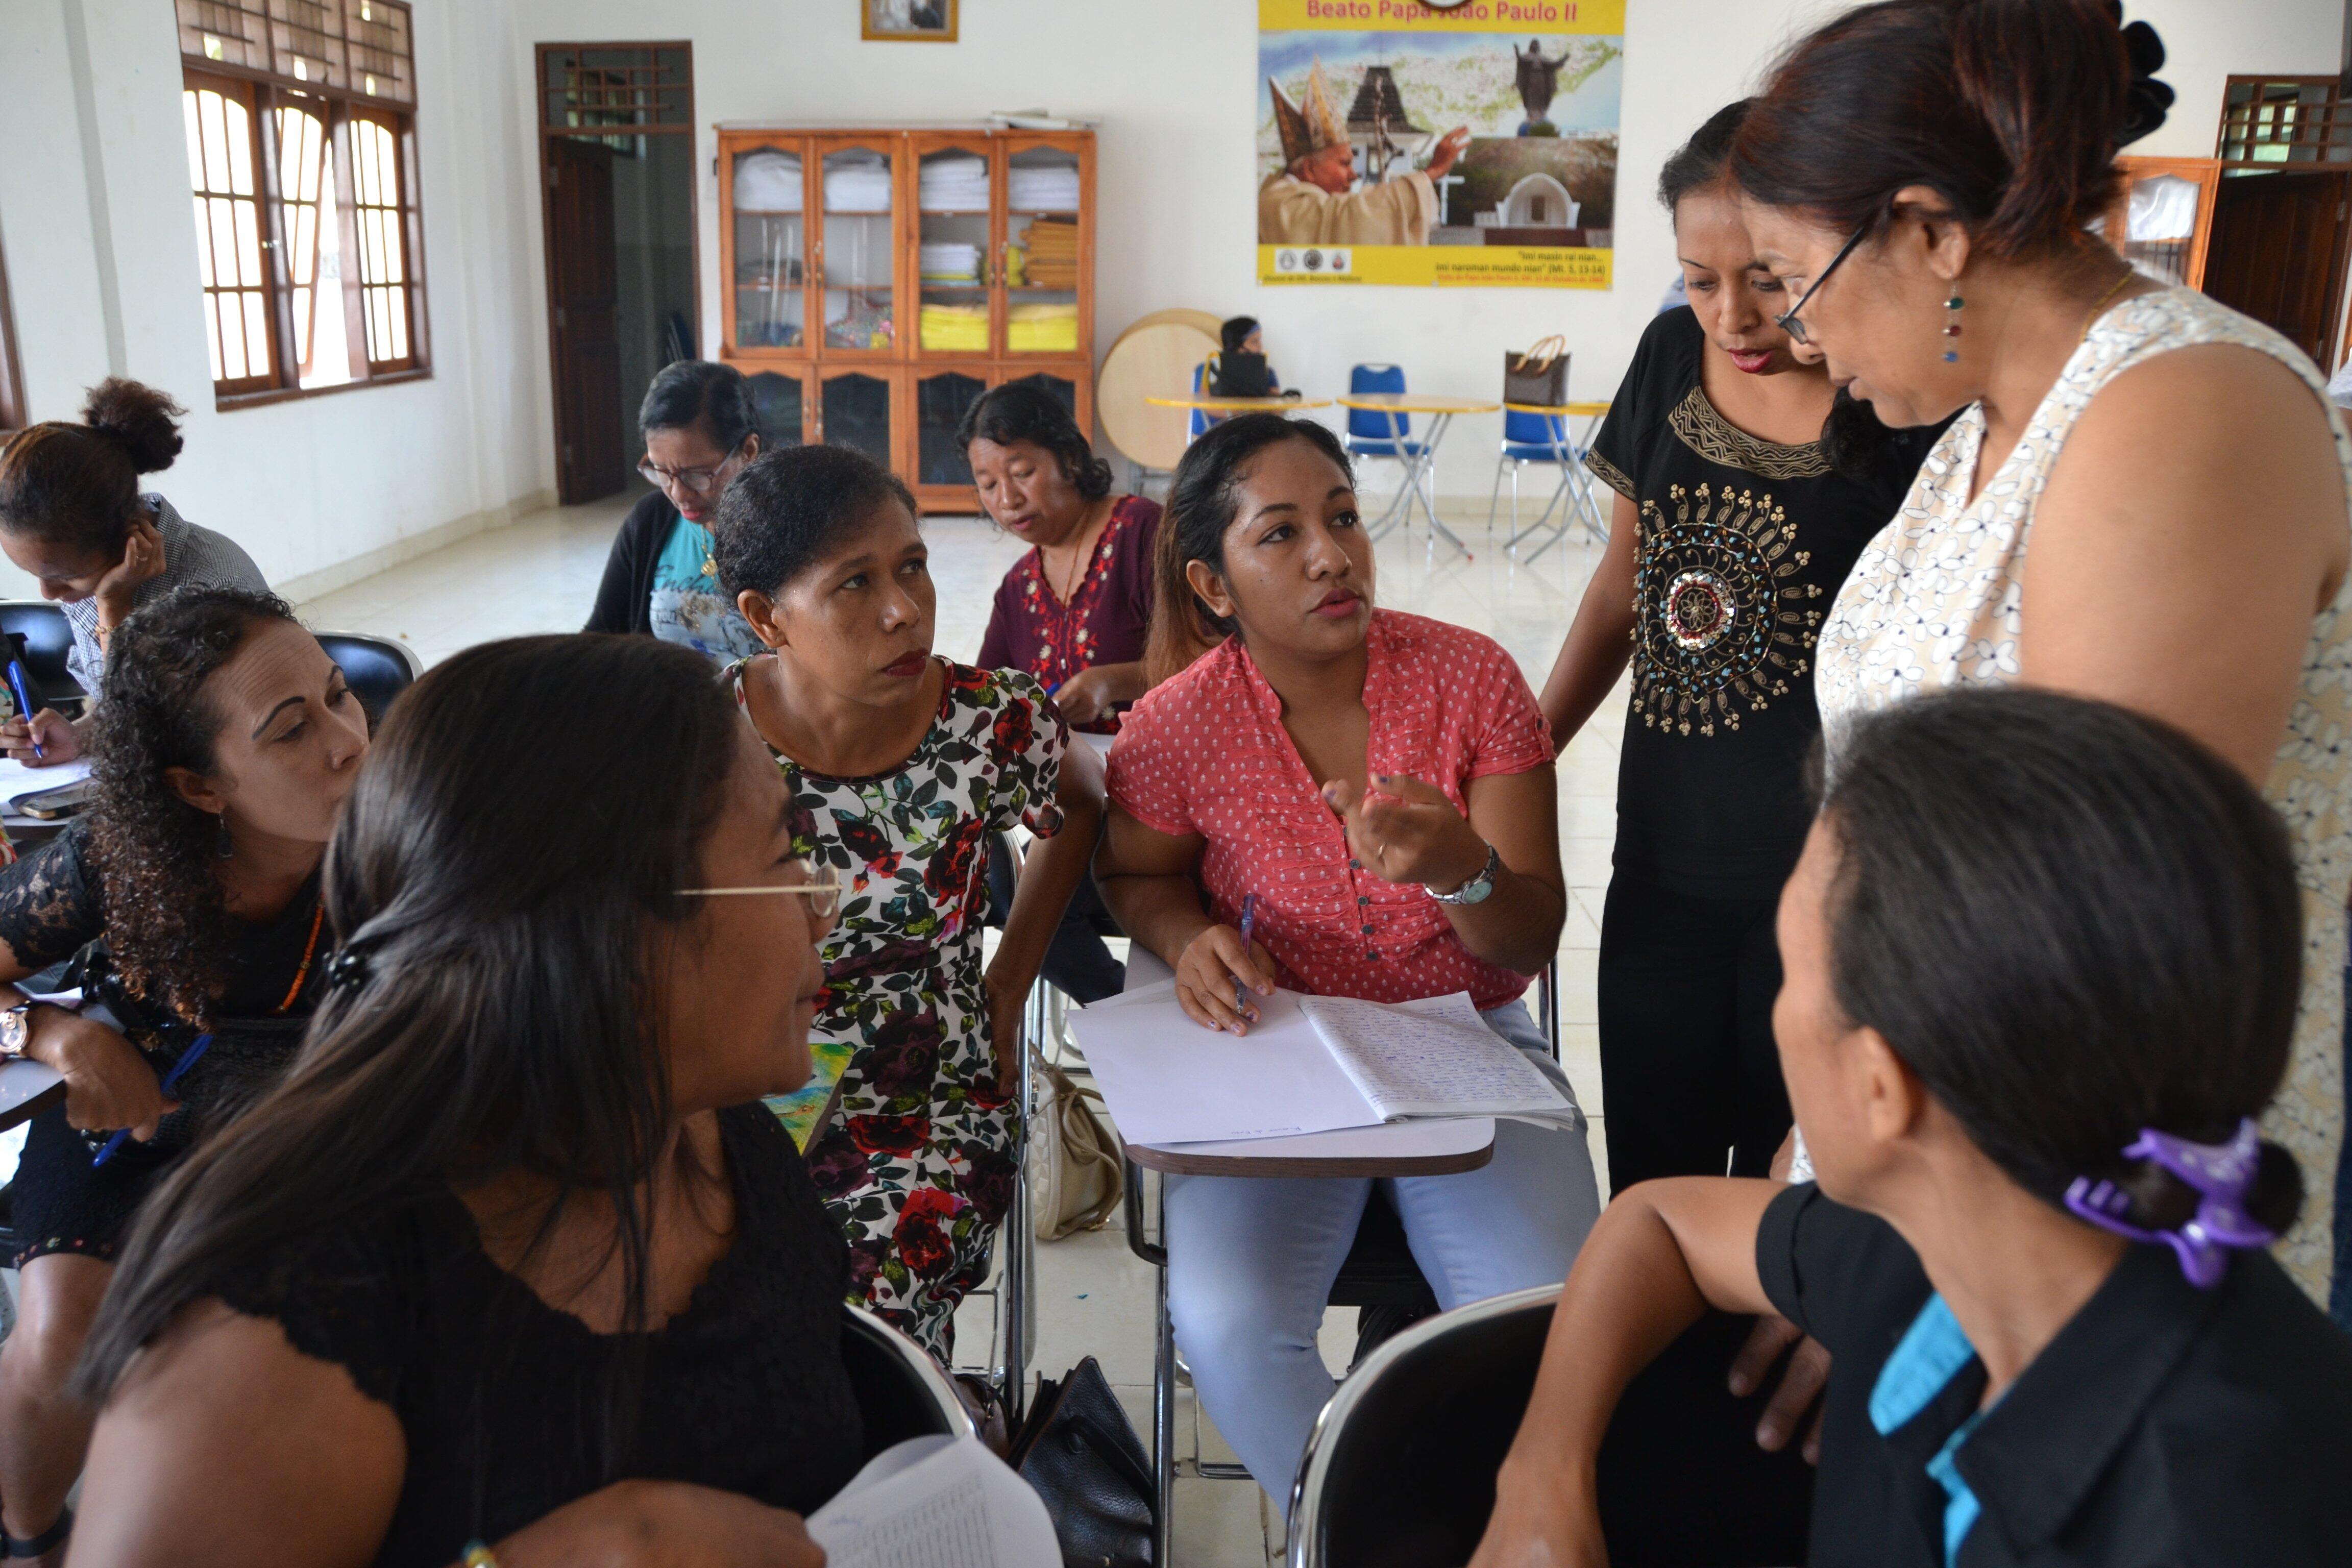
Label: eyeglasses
xmin=677 ymin=860 xmax=843 ymax=920
xmin=1774 ymin=218 xmax=1872 ymax=348
xmin=639 ymin=440 xmax=747 ymax=497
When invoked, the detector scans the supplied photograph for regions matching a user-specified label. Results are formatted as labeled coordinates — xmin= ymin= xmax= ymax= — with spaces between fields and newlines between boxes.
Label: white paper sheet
xmin=1298 ymin=993 xmax=1576 ymax=1124
xmin=0 ymin=755 xmax=93 ymax=807
xmin=1069 ymin=985 xmax=1386 ymax=1145
xmin=1152 ymin=1116 xmax=1496 ymax=1161
xmin=808 ymin=1436 xmax=1059 ymax=1568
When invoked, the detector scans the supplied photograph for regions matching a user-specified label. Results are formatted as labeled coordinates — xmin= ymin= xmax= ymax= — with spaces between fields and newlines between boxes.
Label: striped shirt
xmin=62 ymin=494 xmax=267 ymax=694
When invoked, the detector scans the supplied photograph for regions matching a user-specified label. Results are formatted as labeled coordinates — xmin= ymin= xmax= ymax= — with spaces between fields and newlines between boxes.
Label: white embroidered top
xmin=1816 ymin=287 xmax=2352 ymax=1302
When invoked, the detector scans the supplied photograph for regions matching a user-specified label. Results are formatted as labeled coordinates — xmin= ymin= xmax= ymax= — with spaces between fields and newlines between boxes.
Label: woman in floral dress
xmin=710 ymin=442 xmax=1104 ymax=1357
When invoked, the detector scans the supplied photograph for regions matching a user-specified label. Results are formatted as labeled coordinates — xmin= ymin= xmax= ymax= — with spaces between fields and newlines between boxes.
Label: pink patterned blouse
xmin=1106 ymin=608 xmax=1553 ymax=1010
xmin=975 ymin=496 xmax=1162 ymax=733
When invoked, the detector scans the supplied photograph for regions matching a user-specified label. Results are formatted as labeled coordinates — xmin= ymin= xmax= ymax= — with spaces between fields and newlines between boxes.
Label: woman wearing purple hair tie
xmin=1474 ymin=688 xmax=2351 ymax=1568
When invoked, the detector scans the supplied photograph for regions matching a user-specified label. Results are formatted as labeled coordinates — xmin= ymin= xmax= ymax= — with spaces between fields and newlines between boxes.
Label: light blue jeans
xmin=1162 ymin=999 xmax=1602 ymax=1508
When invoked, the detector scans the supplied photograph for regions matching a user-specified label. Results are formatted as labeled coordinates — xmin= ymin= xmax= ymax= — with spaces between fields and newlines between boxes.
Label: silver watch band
xmin=1428 ymin=841 xmax=1500 ymax=905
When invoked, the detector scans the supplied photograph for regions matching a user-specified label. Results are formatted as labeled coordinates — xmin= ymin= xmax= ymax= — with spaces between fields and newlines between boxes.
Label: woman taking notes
xmin=1098 ymin=413 xmax=1600 ymax=1505
xmin=712 ymin=443 xmax=1102 ymax=1357
xmin=0 ymin=588 xmax=365 ymax=1564
xmin=71 ymin=636 xmax=855 ymax=1567
xmin=1473 ymin=691 xmax=2352 ymax=1567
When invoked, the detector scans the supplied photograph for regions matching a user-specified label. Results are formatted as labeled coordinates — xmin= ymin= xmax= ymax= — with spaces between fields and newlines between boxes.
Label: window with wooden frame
xmin=175 ymin=0 xmax=427 ymax=403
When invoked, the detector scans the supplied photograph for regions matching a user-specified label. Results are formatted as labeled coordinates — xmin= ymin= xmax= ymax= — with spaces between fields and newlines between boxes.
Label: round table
xmin=1332 ymin=394 xmax=1503 ymax=554
xmin=1496 ymin=401 xmax=1613 ymax=558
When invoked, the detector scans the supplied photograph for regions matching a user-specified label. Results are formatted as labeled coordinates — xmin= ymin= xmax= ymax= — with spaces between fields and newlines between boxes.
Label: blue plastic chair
xmin=1189 ymin=361 xmax=1215 ymax=443
xmin=1343 ymin=363 xmax=1426 ymax=460
xmin=1490 ymin=403 xmax=1608 ymax=562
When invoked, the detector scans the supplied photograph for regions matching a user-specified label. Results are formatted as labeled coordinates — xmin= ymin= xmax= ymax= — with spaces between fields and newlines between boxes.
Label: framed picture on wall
xmin=864 ymin=0 xmax=957 ymax=41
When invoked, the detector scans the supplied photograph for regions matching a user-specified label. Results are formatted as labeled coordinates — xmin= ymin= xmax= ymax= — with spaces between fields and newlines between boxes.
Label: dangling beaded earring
xmin=1942 ymin=290 xmax=1964 ymax=363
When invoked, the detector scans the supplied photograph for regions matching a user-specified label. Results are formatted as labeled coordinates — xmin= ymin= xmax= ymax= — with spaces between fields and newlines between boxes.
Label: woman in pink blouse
xmin=1098 ymin=413 xmax=1602 ymax=1507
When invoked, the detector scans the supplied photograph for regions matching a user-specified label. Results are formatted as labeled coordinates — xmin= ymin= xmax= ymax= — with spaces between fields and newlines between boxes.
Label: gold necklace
xmin=2079 ymin=266 xmax=2137 ymax=342
xmin=1045 ymin=501 xmax=1111 ymax=604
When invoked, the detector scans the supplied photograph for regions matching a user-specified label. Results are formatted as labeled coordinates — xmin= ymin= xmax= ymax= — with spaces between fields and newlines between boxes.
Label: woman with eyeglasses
xmin=1536 ymin=102 xmax=1944 ymax=1203
xmin=69 ymin=634 xmax=857 ymax=1567
xmin=584 ymin=361 xmax=767 ymax=663
xmin=1729 ymin=0 xmax=2352 ymax=1319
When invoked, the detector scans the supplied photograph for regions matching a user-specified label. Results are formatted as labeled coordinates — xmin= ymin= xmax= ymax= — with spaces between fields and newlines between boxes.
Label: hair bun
xmin=80 ymin=378 xmax=187 ymax=476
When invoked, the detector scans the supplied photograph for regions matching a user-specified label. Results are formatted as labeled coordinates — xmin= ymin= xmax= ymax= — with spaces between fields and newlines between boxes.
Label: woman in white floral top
xmin=710 ymin=443 xmax=1105 ymax=1357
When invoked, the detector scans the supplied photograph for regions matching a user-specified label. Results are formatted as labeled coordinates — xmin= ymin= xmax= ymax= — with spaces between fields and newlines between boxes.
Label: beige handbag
xmin=1028 ymin=1047 xmax=1124 ymax=1240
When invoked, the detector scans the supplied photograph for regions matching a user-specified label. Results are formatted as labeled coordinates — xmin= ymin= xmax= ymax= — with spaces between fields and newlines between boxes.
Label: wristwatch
xmin=1 ymin=999 xmax=36 ymax=1060
xmin=1427 ymin=842 xmax=1501 ymax=906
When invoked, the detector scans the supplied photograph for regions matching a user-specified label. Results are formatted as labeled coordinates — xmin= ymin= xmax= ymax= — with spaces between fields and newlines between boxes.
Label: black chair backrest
xmin=1327 ymin=1186 xmax=1438 ymax=1313
xmin=0 ymin=603 xmax=84 ymax=703
xmin=1295 ymin=1297 xmax=1814 ymax=1568
xmin=314 ymin=633 xmax=419 ymax=723
xmin=837 ymin=1303 xmax=971 ymax=1461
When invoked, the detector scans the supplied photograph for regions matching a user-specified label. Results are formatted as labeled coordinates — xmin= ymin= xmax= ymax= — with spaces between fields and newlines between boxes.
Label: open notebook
xmin=809 ymin=1435 xmax=1059 ymax=1568
xmin=1068 ymin=979 xmax=1576 ymax=1147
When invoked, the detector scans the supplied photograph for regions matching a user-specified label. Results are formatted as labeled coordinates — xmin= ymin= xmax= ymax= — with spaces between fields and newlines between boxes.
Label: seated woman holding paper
xmin=0 ymin=587 xmax=366 ymax=1566
xmin=1097 ymin=412 xmax=1602 ymax=1506
xmin=1471 ymin=690 xmax=2352 ymax=1568
xmin=68 ymin=635 xmax=857 ymax=1567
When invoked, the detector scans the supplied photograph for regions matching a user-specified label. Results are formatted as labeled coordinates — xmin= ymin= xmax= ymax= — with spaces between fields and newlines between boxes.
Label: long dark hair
xmin=80 ymin=636 xmax=745 ymax=1412
xmin=639 ymin=359 xmax=757 ymax=451
xmin=1730 ymin=0 xmax=2135 ymax=260
xmin=1143 ymin=413 xmax=1354 ymax=687
xmin=1660 ymin=99 xmax=1919 ymax=493
xmin=1822 ymin=688 xmax=2305 ymax=1239
xmin=87 ymin=586 xmax=304 ymax=1024
xmin=0 ymin=379 xmax=185 ymax=554
xmin=954 ymin=381 xmax=1113 ymax=501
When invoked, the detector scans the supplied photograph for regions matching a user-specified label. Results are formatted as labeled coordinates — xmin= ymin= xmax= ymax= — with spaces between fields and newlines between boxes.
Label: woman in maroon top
xmin=964 ymin=384 xmax=1163 ymax=732
xmin=961 ymin=383 xmax=1158 ymax=1000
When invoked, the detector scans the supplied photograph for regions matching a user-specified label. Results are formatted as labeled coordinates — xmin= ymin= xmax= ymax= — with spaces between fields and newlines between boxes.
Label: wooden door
xmin=2203 ymin=170 xmax=2352 ymax=364
xmin=546 ymin=137 xmax=626 ymax=503
xmin=815 ymin=365 xmax=902 ymax=471
xmin=999 ymin=132 xmax=1092 ymax=363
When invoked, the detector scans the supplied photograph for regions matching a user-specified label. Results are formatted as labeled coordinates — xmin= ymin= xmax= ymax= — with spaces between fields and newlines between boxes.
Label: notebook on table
xmin=1068 ymin=979 xmax=1575 ymax=1148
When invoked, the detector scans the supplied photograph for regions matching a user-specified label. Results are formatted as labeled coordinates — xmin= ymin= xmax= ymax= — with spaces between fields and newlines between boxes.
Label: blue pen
xmin=92 ymin=1032 xmax=211 ymax=1167
xmin=1234 ymin=893 xmax=1257 ymax=1019
xmin=7 ymin=662 xmax=42 ymax=761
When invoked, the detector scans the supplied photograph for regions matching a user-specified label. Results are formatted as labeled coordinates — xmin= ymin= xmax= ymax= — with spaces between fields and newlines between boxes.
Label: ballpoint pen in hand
xmin=92 ymin=1032 xmax=211 ymax=1167
xmin=7 ymin=661 xmax=43 ymax=761
xmin=1234 ymin=893 xmax=1257 ymax=1019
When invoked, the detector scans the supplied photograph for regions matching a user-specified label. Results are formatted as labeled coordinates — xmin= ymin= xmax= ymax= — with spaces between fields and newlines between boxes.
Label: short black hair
xmin=1822 ymin=688 xmax=2305 ymax=1238
xmin=711 ymin=443 xmax=917 ymax=599
xmin=638 ymin=359 xmax=757 ymax=452
xmin=1220 ymin=316 xmax=1261 ymax=354
xmin=1657 ymin=100 xmax=1749 ymax=212
xmin=955 ymin=382 xmax=1112 ymax=501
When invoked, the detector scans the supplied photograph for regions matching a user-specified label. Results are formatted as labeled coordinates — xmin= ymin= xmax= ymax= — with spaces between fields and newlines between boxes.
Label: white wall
xmin=4 ymin=0 xmax=2342 ymax=596
xmin=0 ymin=0 xmax=551 ymax=599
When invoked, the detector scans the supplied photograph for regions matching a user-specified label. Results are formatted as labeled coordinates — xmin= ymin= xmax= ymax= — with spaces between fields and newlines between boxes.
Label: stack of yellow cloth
xmin=920 ymin=302 xmax=990 ymax=351
xmin=1008 ymin=301 xmax=1079 ymax=353
xmin=1020 ymin=218 xmax=1080 ymax=289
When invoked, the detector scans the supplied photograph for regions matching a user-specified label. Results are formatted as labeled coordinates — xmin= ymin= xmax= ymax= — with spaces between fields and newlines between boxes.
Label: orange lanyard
xmin=275 ymin=903 xmax=325 ymax=1015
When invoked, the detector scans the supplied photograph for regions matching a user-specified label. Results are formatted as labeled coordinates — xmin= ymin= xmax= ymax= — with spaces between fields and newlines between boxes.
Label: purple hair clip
xmin=2063 ymin=1118 xmax=2273 ymax=1288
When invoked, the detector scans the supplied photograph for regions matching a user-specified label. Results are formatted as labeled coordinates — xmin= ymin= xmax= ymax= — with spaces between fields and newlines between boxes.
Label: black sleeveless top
xmin=204 ymin=1104 xmax=865 ymax=1566
xmin=1585 ymin=308 xmax=1942 ymax=898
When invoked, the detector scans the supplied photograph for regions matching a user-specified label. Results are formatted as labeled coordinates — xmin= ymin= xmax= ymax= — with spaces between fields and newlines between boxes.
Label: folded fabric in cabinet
xmin=824 ymin=153 xmax=894 ymax=213
xmin=1008 ymin=301 xmax=1079 ymax=352
xmin=919 ymin=154 xmax=992 ymax=210
xmin=920 ymin=303 xmax=991 ymax=351
xmin=1009 ymin=165 xmax=1082 ymax=211
xmin=733 ymin=151 xmax=803 ymax=211
xmin=918 ymin=242 xmax=983 ymax=282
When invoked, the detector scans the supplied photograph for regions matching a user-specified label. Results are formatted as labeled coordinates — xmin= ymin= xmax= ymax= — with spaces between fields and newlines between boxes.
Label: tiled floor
xmin=296 ymin=483 xmax=1627 ymax=1566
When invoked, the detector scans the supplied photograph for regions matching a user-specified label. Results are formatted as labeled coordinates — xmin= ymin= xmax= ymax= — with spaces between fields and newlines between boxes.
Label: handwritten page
xmin=1068 ymin=986 xmax=1384 ymax=1145
xmin=0 ymin=755 xmax=93 ymax=810
xmin=808 ymin=1436 xmax=1059 ymax=1568
xmin=1297 ymin=993 xmax=1577 ymax=1126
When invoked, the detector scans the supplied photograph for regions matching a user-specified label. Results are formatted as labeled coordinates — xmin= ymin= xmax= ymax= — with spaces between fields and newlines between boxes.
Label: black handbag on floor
xmin=1009 ymin=1356 xmax=1155 ymax=1567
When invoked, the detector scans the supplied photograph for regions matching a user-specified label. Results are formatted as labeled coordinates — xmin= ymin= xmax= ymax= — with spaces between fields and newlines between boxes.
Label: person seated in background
xmin=0 ymin=380 xmax=270 ymax=766
xmin=964 ymin=381 xmax=1155 ymax=1002
xmin=69 ymin=635 xmax=854 ymax=1567
xmin=712 ymin=444 xmax=1103 ymax=1359
xmin=583 ymin=359 xmax=766 ymax=663
xmin=1096 ymin=413 xmax=1601 ymax=1507
xmin=1473 ymin=689 xmax=2352 ymax=1568
xmin=1208 ymin=316 xmax=1284 ymax=398
xmin=0 ymin=587 xmax=367 ymax=1565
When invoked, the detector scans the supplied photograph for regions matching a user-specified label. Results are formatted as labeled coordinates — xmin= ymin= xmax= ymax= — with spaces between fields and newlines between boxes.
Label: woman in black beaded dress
xmin=0 ymin=587 xmax=367 ymax=1563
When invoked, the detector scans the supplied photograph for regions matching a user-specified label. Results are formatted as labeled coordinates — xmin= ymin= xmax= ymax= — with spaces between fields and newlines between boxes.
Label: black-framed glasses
xmin=639 ymin=439 xmax=747 ymax=497
xmin=1774 ymin=218 xmax=1871 ymax=347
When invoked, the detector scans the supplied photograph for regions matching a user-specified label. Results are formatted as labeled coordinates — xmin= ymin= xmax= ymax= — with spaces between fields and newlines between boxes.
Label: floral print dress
xmin=728 ymin=656 xmax=1067 ymax=1356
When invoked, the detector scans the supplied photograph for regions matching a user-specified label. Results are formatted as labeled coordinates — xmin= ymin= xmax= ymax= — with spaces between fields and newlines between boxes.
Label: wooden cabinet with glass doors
xmin=717 ymin=124 xmax=1094 ymax=511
